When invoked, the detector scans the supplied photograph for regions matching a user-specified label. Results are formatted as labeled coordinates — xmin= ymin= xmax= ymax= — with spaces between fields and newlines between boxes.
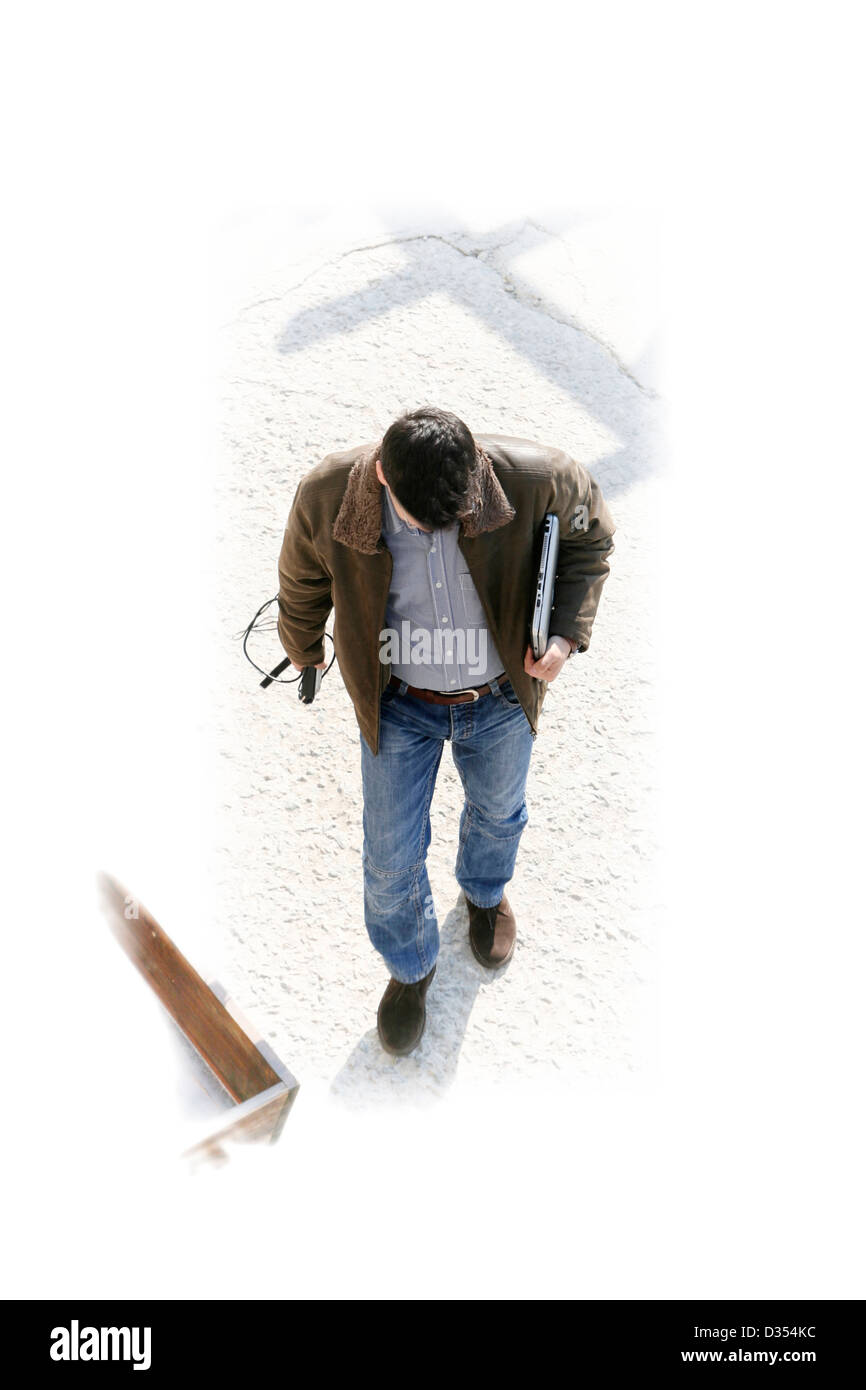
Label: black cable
xmin=239 ymin=595 xmax=336 ymax=687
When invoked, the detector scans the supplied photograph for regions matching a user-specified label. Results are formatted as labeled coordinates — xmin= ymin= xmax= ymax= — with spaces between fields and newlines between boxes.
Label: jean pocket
xmin=380 ymin=681 xmax=399 ymax=706
xmin=495 ymin=678 xmax=522 ymax=708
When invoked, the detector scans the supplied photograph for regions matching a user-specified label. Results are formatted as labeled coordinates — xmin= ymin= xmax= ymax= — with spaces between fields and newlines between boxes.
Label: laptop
xmin=530 ymin=512 xmax=560 ymax=660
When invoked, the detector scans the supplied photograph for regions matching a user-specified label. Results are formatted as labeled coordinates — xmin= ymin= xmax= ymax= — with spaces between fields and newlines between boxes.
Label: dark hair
xmin=379 ymin=407 xmax=478 ymax=529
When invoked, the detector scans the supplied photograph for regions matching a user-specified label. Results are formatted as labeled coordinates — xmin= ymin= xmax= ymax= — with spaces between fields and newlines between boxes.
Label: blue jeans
xmin=359 ymin=673 xmax=535 ymax=983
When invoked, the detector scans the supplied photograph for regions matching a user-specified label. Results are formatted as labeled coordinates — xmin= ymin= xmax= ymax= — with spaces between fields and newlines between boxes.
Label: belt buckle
xmin=454 ymin=687 xmax=480 ymax=702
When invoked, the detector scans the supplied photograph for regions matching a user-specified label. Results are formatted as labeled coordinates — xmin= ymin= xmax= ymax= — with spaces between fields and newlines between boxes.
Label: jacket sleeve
xmin=548 ymin=453 xmax=616 ymax=653
xmin=276 ymin=481 xmax=333 ymax=666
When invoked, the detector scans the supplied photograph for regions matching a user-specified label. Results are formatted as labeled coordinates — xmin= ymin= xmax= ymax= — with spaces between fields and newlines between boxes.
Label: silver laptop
xmin=530 ymin=513 xmax=560 ymax=660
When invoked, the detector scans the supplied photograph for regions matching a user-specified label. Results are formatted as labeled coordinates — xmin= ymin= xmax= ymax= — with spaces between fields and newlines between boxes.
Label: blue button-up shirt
xmin=380 ymin=486 xmax=504 ymax=691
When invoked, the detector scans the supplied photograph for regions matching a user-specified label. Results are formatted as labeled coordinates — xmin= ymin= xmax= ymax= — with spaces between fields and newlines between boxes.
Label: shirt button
xmin=431 ymin=546 xmax=436 ymax=553
xmin=450 ymin=679 xmax=456 ymax=685
xmin=435 ymin=581 xmax=442 ymax=588
xmin=441 ymin=617 xmax=449 ymax=624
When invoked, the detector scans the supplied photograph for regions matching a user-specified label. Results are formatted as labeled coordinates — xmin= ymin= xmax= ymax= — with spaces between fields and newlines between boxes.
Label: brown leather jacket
xmin=276 ymin=433 xmax=616 ymax=754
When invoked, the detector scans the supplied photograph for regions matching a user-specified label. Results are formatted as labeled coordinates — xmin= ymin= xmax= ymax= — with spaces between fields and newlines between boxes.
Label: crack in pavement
xmin=479 ymin=247 xmax=659 ymax=400
xmin=228 ymin=223 xmax=657 ymax=399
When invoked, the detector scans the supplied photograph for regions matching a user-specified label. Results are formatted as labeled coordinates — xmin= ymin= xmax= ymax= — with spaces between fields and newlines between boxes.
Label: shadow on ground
xmin=329 ymin=898 xmax=513 ymax=1107
xmin=273 ymin=216 xmax=658 ymax=501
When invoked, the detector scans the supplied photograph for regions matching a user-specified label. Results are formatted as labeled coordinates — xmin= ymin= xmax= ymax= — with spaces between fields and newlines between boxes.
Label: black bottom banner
xmin=3 ymin=1299 xmax=863 ymax=1373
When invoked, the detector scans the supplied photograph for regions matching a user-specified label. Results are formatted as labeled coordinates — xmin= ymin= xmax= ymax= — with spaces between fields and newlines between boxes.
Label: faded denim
xmin=359 ymin=675 xmax=535 ymax=983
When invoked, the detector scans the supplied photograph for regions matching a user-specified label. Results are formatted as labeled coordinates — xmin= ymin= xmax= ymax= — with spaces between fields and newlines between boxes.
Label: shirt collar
xmin=381 ymin=484 xmax=425 ymax=537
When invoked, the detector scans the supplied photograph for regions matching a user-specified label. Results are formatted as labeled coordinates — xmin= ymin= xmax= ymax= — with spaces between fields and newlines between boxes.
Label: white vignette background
xmin=2 ymin=3 xmax=864 ymax=1300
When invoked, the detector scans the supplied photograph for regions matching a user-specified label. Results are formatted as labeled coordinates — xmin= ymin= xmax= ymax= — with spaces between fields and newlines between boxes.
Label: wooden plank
xmin=98 ymin=873 xmax=282 ymax=1104
xmin=182 ymin=1081 xmax=298 ymax=1168
xmin=207 ymin=978 xmax=297 ymax=1088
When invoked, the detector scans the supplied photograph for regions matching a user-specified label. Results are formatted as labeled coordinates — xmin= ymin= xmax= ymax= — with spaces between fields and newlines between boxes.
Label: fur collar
xmin=332 ymin=440 xmax=516 ymax=554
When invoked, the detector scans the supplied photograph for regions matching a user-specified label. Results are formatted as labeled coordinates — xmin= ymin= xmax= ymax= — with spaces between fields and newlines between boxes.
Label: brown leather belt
xmin=387 ymin=673 xmax=505 ymax=705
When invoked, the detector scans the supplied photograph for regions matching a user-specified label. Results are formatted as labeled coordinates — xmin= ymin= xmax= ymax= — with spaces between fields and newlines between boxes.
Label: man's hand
xmin=523 ymin=635 xmax=571 ymax=683
xmin=290 ymin=658 xmax=328 ymax=672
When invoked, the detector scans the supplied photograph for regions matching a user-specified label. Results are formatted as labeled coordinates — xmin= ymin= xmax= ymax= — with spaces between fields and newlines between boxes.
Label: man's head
xmin=377 ymin=407 xmax=478 ymax=531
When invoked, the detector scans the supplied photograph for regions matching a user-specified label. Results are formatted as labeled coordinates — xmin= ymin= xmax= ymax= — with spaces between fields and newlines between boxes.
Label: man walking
xmin=277 ymin=407 xmax=615 ymax=1055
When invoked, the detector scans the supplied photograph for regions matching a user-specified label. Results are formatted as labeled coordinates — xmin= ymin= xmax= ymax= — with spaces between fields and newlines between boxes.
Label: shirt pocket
xmin=458 ymin=571 xmax=488 ymax=628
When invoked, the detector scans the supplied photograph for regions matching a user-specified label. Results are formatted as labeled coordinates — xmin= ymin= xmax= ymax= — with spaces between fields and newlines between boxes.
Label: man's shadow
xmin=272 ymin=214 xmax=659 ymax=504
xmin=329 ymin=897 xmax=509 ymax=1106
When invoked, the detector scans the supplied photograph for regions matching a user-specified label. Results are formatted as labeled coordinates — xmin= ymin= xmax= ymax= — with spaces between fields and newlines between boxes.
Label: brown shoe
xmin=466 ymin=894 xmax=517 ymax=968
xmin=377 ymin=965 xmax=436 ymax=1056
